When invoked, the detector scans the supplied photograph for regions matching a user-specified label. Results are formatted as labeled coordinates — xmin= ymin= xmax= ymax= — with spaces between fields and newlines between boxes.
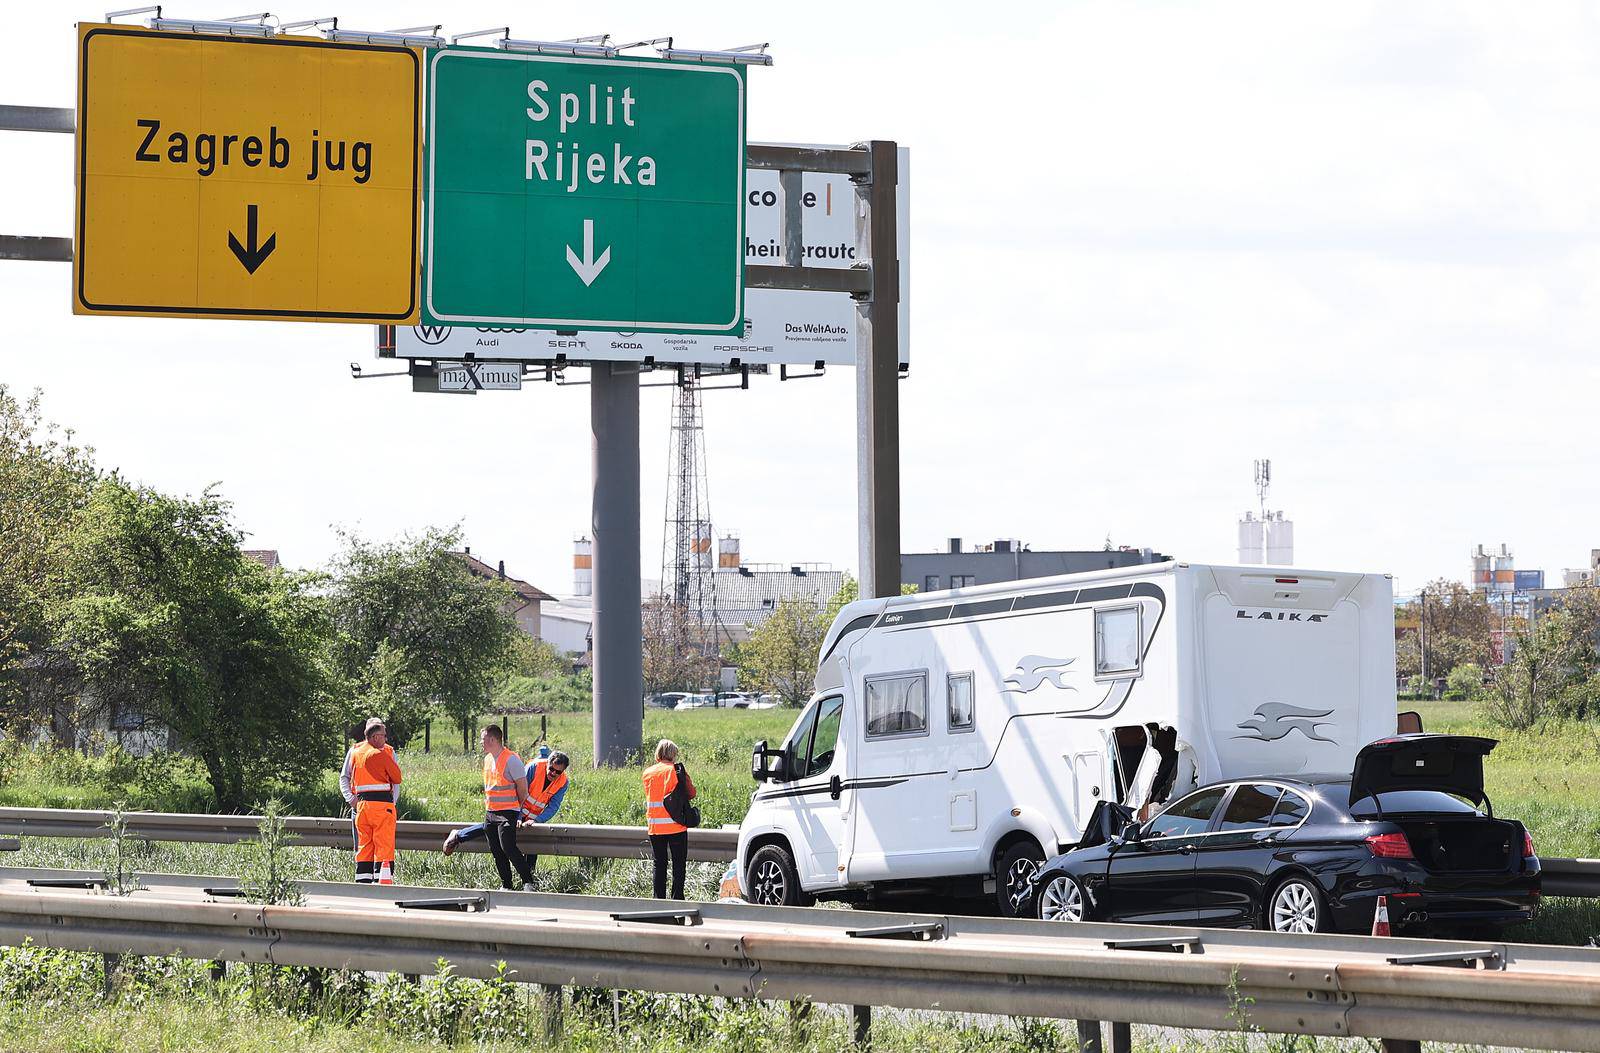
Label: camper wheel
xmin=745 ymin=843 xmax=811 ymax=907
xmin=995 ymin=838 xmax=1046 ymax=918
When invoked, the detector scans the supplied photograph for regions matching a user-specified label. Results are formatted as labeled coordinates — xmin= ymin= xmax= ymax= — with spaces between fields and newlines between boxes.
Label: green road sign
xmin=423 ymin=48 xmax=746 ymax=334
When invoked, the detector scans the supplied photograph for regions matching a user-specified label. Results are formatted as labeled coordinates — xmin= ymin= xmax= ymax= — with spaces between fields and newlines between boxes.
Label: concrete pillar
xmin=591 ymin=366 xmax=644 ymax=767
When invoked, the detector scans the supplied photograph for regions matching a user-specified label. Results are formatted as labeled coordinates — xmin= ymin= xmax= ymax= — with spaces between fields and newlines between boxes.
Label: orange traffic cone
xmin=1371 ymin=895 xmax=1391 ymax=937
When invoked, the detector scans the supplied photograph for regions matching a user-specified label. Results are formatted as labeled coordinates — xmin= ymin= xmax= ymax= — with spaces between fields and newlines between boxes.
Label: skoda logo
xmin=414 ymin=325 xmax=450 ymax=345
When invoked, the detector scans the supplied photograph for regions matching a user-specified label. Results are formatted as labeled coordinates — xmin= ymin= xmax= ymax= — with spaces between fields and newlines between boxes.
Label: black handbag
xmin=664 ymin=762 xmax=701 ymax=829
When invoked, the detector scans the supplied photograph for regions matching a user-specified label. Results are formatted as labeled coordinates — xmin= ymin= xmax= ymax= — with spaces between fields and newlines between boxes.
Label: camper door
xmin=777 ymin=693 xmax=853 ymax=889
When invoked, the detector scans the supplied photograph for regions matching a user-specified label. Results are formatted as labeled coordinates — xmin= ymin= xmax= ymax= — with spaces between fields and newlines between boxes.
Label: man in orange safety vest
xmin=349 ymin=717 xmax=402 ymax=884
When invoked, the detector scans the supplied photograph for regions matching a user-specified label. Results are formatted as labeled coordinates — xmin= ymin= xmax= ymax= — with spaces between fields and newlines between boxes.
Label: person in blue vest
xmin=442 ymin=745 xmax=570 ymax=877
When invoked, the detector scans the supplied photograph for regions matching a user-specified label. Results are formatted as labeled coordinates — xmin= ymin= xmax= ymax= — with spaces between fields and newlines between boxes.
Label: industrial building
xmin=902 ymin=538 xmax=1168 ymax=593
xmin=542 ymin=535 xmax=846 ymax=656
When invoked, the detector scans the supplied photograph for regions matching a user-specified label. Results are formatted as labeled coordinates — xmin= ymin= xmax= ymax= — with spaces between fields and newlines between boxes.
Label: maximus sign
xmin=423 ymin=48 xmax=746 ymax=334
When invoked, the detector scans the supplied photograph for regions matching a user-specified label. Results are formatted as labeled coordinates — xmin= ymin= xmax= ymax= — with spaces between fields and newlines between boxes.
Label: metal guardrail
xmin=5 ymin=809 xmax=1598 ymax=898
xmin=1 ymin=866 xmax=1599 ymax=1051
xmin=1541 ymin=857 xmax=1600 ymax=897
xmin=0 ymin=807 xmax=739 ymax=862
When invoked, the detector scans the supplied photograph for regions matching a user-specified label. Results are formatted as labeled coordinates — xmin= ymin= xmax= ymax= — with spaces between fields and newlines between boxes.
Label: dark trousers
xmin=485 ymin=811 xmax=534 ymax=890
xmin=650 ymin=831 xmax=688 ymax=900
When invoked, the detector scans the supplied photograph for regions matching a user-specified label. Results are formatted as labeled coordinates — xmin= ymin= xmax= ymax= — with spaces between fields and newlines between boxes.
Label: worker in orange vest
xmin=643 ymin=739 xmax=696 ymax=899
xmin=443 ymin=746 xmax=570 ymax=873
xmin=349 ymin=717 xmax=402 ymax=884
xmin=480 ymin=723 xmax=537 ymax=889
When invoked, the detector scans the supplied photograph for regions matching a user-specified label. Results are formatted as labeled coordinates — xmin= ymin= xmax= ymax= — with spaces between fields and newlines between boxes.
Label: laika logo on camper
xmin=1236 ymin=609 xmax=1329 ymax=622
xmin=1002 ymin=656 xmax=1079 ymax=693
xmin=1233 ymin=702 xmax=1337 ymax=744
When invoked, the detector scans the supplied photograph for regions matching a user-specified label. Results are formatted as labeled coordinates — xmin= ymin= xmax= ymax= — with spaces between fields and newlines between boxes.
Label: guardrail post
xmin=1381 ymin=1041 xmax=1421 ymax=1053
xmin=1075 ymin=1019 xmax=1102 ymax=1053
xmin=1109 ymin=1021 xmax=1131 ymax=1053
xmin=539 ymin=983 xmax=563 ymax=1040
xmin=209 ymin=959 xmax=226 ymax=984
xmin=789 ymin=1000 xmax=812 ymax=1043
xmin=852 ymin=1004 xmax=871 ymax=1046
xmin=101 ymin=953 xmax=121 ymax=998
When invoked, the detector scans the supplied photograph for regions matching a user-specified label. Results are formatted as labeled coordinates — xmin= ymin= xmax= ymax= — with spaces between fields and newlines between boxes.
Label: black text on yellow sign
xmin=73 ymin=24 xmax=422 ymax=323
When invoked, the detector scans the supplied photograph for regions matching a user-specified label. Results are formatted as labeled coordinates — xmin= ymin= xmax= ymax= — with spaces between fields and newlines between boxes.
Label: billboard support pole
xmin=591 ymin=365 xmax=644 ymax=768
xmin=854 ymin=140 xmax=901 ymax=600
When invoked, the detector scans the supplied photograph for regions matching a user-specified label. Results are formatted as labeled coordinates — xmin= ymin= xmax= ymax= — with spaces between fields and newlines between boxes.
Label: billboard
xmin=381 ymin=148 xmax=909 ymax=366
xmin=1514 ymin=569 xmax=1545 ymax=592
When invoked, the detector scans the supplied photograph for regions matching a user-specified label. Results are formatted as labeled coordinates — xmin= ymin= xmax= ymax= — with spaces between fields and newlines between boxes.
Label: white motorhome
xmin=737 ymin=561 xmax=1397 ymax=915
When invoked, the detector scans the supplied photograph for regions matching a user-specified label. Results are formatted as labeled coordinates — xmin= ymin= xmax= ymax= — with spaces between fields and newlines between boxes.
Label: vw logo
xmin=413 ymin=325 xmax=451 ymax=345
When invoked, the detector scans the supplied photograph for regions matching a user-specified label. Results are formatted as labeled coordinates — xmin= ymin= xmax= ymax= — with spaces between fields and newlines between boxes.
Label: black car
xmin=1021 ymin=735 xmax=1540 ymax=935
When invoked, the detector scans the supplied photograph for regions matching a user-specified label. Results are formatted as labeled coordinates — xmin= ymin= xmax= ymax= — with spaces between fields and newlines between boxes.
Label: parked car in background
xmin=1021 ymin=735 xmax=1539 ymax=937
xmin=674 ymin=694 xmax=720 ymax=711
xmin=647 ymin=692 xmax=692 ymax=709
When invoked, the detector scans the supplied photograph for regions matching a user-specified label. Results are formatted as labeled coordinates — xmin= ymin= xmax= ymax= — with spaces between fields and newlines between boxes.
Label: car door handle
xmin=829 ymin=775 xmax=842 ymax=801
xmin=1179 ymin=844 xmax=1196 ymax=855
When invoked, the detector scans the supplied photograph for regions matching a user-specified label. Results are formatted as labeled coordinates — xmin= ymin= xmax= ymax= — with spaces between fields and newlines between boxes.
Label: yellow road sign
xmin=73 ymin=24 xmax=421 ymax=323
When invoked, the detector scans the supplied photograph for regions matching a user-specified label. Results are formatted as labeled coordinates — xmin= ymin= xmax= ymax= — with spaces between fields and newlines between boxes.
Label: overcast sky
xmin=4 ymin=1 xmax=1598 ymax=601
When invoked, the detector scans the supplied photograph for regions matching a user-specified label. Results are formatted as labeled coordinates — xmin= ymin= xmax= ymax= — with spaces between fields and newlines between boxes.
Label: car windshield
xmin=1335 ymin=784 xmax=1484 ymax=818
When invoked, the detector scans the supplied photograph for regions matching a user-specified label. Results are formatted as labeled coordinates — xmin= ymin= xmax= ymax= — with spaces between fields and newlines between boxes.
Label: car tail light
xmin=1365 ymin=832 xmax=1414 ymax=859
xmin=1522 ymin=831 xmax=1536 ymax=859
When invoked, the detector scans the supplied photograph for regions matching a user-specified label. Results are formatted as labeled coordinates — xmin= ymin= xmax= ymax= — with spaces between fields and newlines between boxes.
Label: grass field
xmin=1 ymin=708 xmax=798 ymax=899
xmin=4 ymin=702 xmax=1600 ymax=940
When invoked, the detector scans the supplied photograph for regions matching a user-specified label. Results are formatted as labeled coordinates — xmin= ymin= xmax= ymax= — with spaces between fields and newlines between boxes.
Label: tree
xmin=641 ymin=597 xmax=717 ymax=696
xmin=0 ymin=387 xmax=98 ymax=737
xmin=328 ymin=527 xmax=519 ymax=750
xmin=508 ymin=634 xmax=572 ymax=680
xmin=1483 ymin=588 xmax=1600 ymax=730
xmin=52 ymin=481 xmax=340 ymax=809
xmin=1395 ymin=579 xmax=1494 ymax=681
xmin=737 ymin=596 xmax=828 ymax=706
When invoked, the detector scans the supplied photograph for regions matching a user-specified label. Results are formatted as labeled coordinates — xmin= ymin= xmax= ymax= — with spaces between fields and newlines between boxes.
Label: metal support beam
xmin=853 ymin=141 xmax=901 ymax=599
xmin=747 ymin=263 xmax=868 ymax=294
xmin=540 ymin=984 xmax=564 ymax=1040
xmin=852 ymin=1003 xmax=871 ymax=1046
xmin=779 ymin=170 xmax=803 ymax=268
xmin=591 ymin=366 xmax=644 ymax=767
xmin=1109 ymin=1021 xmax=1132 ymax=1053
xmin=1381 ymin=1041 xmax=1422 ymax=1053
xmin=747 ymin=142 xmax=868 ymax=175
xmin=0 ymin=105 xmax=73 ymax=133
xmin=0 ymin=236 xmax=71 ymax=262
xmin=1076 ymin=1019 xmax=1103 ymax=1053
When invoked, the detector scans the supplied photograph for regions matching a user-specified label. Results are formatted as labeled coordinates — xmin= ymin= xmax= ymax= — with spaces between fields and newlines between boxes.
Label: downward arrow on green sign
xmin=422 ymin=47 xmax=747 ymax=335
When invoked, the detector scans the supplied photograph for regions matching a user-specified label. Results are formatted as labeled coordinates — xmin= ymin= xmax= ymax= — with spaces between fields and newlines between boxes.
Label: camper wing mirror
xmin=751 ymin=740 xmax=785 ymax=783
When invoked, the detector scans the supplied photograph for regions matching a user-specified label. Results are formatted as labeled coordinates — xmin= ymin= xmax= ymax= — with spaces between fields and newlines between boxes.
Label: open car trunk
xmin=1391 ymin=817 xmax=1521 ymax=873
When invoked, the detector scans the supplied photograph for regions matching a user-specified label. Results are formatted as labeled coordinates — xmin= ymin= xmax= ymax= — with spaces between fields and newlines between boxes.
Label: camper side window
xmin=1094 ymin=606 xmax=1143 ymax=677
xmin=864 ymin=672 xmax=929 ymax=739
xmin=947 ymin=673 xmax=975 ymax=732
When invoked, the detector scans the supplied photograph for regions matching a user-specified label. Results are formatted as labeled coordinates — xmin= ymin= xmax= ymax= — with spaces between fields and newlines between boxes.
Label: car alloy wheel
xmin=1006 ymin=857 xmax=1039 ymax=913
xmin=1038 ymin=875 xmax=1085 ymax=922
xmin=1270 ymin=879 xmax=1321 ymax=934
xmin=750 ymin=859 xmax=787 ymax=905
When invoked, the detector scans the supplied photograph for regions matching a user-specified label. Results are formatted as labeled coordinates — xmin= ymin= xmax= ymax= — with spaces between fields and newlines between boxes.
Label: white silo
xmin=1265 ymin=512 xmax=1295 ymax=565
xmin=573 ymin=536 xmax=593 ymax=597
xmin=1238 ymin=512 xmax=1264 ymax=564
xmin=718 ymin=534 xmax=741 ymax=570
xmin=693 ymin=521 xmax=713 ymax=571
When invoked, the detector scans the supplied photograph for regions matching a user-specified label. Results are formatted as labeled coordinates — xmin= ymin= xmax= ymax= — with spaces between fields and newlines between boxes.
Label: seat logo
xmin=1234 ymin=702 xmax=1337 ymax=743
xmin=1002 ymin=655 xmax=1078 ymax=693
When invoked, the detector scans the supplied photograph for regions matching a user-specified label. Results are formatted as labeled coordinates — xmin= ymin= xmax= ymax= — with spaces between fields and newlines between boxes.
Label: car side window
xmin=786 ymin=704 xmax=821 ymax=781
xmin=806 ymin=696 xmax=844 ymax=775
xmin=1269 ymin=790 xmax=1310 ymax=827
xmin=1219 ymin=784 xmax=1283 ymax=832
xmin=1146 ymin=787 xmax=1225 ymax=840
